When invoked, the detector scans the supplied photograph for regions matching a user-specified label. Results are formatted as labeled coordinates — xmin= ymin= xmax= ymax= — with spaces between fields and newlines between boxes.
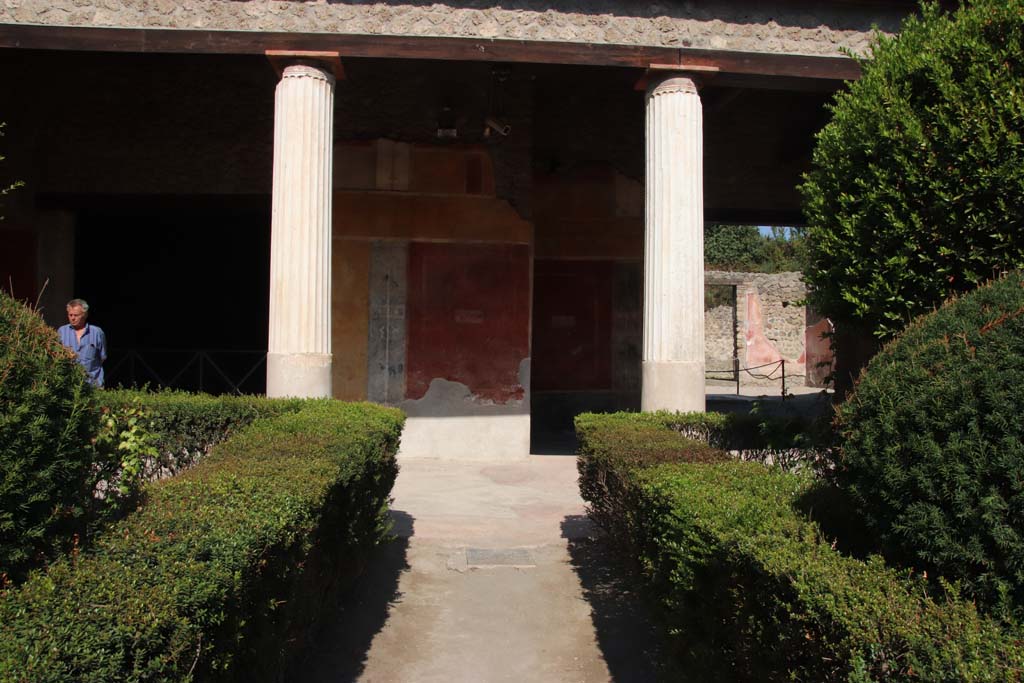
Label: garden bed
xmin=0 ymin=399 xmax=403 ymax=683
xmin=576 ymin=412 xmax=1022 ymax=682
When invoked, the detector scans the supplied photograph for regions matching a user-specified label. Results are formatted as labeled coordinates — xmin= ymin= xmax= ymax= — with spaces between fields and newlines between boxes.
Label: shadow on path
xmin=561 ymin=515 xmax=674 ymax=682
xmin=302 ymin=510 xmax=413 ymax=683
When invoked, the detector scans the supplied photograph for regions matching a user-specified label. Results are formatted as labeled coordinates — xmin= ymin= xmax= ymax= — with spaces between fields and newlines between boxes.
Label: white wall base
xmin=398 ymin=414 xmax=531 ymax=460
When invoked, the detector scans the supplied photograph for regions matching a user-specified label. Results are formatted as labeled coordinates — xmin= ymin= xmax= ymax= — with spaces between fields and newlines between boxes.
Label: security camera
xmin=484 ymin=116 xmax=511 ymax=137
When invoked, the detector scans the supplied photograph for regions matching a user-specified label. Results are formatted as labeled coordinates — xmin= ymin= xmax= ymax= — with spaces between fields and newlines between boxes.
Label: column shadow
xmin=300 ymin=510 xmax=414 ymax=683
xmin=561 ymin=515 xmax=677 ymax=682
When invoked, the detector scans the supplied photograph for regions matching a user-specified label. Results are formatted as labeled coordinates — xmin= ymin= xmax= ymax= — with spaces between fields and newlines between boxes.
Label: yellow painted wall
xmin=331 ymin=241 xmax=370 ymax=400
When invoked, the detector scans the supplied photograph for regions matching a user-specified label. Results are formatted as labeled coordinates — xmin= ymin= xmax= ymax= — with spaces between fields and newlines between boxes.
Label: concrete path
xmin=308 ymin=454 xmax=666 ymax=683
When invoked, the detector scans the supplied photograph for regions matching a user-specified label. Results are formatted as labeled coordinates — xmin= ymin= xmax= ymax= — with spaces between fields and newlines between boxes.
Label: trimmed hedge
xmin=0 ymin=291 xmax=100 ymax=583
xmin=834 ymin=273 xmax=1024 ymax=619
xmin=576 ymin=410 xmax=827 ymax=473
xmin=576 ymin=414 xmax=729 ymax=550
xmin=98 ymin=389 xmax=305 ymax=478
xmin=0 ymin=400 xmax=403 ymax=682
xmin=576 ymin=412 xmax=1023 ymax=682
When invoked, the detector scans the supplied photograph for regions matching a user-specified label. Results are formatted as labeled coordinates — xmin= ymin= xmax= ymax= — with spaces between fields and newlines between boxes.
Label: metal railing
xmin=106 ymin=349 xmax=267 ymax=395
xmin=706 ymin=358 xmax=807 ymax=398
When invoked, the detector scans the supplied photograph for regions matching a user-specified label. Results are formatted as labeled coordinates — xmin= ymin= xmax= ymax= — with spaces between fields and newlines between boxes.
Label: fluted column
xmin=642 ymin=74 xmax=705 ymax=413
xmin=267 ymin=63 xmax=335 ymax=398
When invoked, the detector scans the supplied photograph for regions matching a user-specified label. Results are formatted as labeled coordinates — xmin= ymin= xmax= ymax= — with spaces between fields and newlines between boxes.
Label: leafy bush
xmin=90 ymin=401 xmax=158 ymax=519
xmin=834 ymin=273 xmax=1024 ymax=619
xmin=0 ymin=400 xmax=404 ymax=682
xmin=577 ymin=413 xmax=1023 ymax=681
xmin=0 ymin=291 xmax=100 ymax=583
xmin=801 ymin=0 xmax=1024 ymax=343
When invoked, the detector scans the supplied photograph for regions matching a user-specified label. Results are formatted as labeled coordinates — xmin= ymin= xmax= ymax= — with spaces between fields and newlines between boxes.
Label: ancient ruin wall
xmin=705 ymin=270 xmax=824 ymax=387
xmin=704 ymin=298 xmax=736 ymax=374
xmin=1 ymin=1 xmax=906 ymax=58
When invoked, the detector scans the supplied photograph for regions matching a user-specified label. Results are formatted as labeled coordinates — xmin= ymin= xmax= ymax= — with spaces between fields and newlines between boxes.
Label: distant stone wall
xmin=704 ymin=292 xmax=736 ymax=375
xmin=705 ymin=270 xmax=830 ymax=388
xmin=1 ymin=1 xmax=906 ymax=58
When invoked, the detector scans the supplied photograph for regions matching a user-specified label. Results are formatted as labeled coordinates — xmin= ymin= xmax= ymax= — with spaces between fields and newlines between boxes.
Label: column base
xmin=641 ymin=360 xmax=705 ymax=413
xmin=266 ymin=352 xmax=332 ymax=398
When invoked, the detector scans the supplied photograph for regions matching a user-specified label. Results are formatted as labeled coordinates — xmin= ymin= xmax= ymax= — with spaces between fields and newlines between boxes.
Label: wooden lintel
xmin=649 ymin=63 xmax=721 ymax=73
xmin=265 ymin=50 xmax=344 ymax=79
xmin=636 ymin=63 xmax=722 ymax=91
xmin=0 ymin=24 xmax=862 ymax=86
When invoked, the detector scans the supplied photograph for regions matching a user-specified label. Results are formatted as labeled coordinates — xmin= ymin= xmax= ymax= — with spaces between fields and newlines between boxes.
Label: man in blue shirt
xmin=58 ymin=298 xmax=107 ymax=387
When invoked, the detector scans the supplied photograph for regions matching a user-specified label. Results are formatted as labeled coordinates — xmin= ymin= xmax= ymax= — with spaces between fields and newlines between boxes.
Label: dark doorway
xmin=531 ymin=259 xmax=641 ymax=453
xmin=72 ymin=196 xmax=271 ymax=394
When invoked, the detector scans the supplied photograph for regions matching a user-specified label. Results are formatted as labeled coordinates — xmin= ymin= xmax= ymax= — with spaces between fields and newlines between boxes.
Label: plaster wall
xmin=1 ymin=1 xmax=906 ymax=58
xmin=332 ymin=240 xmax=371 ymax=401
xmin=331 ymin=139 xmax=533 ymax=458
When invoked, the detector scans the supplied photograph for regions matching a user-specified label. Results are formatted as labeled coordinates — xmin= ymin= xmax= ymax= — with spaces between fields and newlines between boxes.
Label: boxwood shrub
xmin=576 ymin=412 xmax=1023 ymax=681
xmin=834 ymin=273 xmax=1024 ymax=619
xmin=577 ymin=410 xmax=827 ymax=474
xmin=98 ymin=389 xmax=305 ymax=478
xmin=0 ymin=400 xmax=403 ymax=682
xmin=575 ymin=413 xmax=729 ymax=550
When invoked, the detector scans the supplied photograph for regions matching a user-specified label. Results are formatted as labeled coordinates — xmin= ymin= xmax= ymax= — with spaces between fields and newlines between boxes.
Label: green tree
xmin=759 ymin=226 xmax=807 ymax=273
xmin=704 ymin=224 xmax=806 ymax=273
xmin=704 ymin=224 xmax=764 ymax=270
xmin=800 ymin=0 xmax=1024 ymax=344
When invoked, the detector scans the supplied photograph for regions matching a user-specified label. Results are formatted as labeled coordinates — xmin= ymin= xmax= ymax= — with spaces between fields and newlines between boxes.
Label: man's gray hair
xmin=66 ymin=298 xmax=90 ymax=312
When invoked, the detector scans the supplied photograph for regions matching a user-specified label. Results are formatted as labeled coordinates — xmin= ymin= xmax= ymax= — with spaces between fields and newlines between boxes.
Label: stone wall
xmin=1 ymin=1 xmax=907 ymax=58
xmin=704 ymin=293 xmax=736 ymax=374
xmin=705 ymin=270 xmax=830 ymax=388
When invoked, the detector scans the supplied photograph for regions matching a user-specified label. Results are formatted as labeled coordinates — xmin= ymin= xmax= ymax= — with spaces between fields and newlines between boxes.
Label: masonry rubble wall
xmin=704 ymin=270 xmax=830 ymax=388
xmin=704 ymin=297 xmax=736 ymax=373
xmin=1 ymin=1 xmax=906 ymax=58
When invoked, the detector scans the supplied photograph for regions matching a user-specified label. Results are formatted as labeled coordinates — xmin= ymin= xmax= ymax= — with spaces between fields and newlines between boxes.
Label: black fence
xmin=106 ymin=349 xmax=267 ymax=395
xmin=706 ymin=359 xmax=806 ymax=398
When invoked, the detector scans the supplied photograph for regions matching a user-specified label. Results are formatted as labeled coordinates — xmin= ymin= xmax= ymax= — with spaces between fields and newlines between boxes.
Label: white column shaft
xmin=642 ymin=75 xmax=705 ymax=413
xmin=267 ymin=64 xmax=335 ymax=398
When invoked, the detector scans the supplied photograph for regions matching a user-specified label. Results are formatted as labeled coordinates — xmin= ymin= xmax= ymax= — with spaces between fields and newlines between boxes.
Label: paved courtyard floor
xmin=307 ymin=454 xmax=667 ymax=682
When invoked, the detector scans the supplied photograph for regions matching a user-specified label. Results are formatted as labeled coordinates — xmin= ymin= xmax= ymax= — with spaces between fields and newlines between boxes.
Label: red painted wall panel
xmin=805 ymin=316 xmax=835 ymax=387
xmin=532 ymin=260 xmax=613 ymax=391
xmin=406 ymin=242 xmax=530 ymax=403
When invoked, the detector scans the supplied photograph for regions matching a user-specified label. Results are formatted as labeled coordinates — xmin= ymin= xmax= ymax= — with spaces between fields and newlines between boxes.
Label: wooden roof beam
xmin=0 ymin=24 xmax=861 ymax=86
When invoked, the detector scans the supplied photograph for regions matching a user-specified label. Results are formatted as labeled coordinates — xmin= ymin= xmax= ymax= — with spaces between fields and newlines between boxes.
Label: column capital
xmin=280 ymin=62 xmax=336 ymax=85
xmin=266 ymin=50 xmax=344 ymax=81
xmin=646 ymin=74 xmax=700 ymax=99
